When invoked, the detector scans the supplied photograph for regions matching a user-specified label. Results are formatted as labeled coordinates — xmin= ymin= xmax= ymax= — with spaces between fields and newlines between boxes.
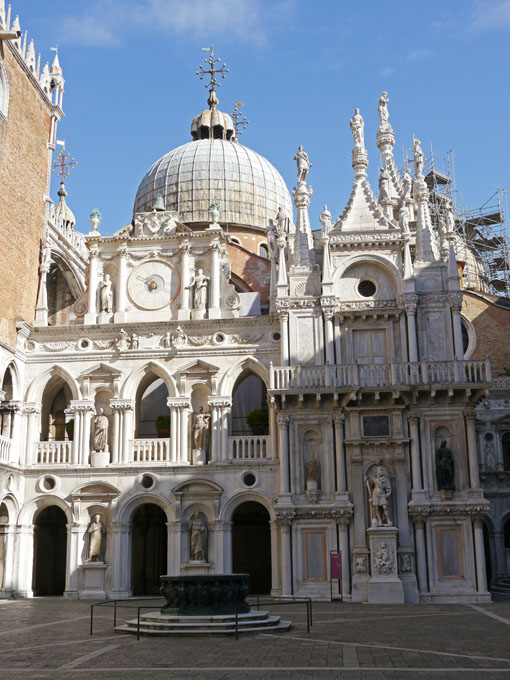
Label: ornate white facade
xmin=1 ymin=59 xmax=507 ymax=604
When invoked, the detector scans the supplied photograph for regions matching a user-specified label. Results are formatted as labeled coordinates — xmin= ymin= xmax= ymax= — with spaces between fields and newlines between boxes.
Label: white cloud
xmin=407 ymin=49 xmax=434 ymax=61
xmin=467 ymin=0 xmax=510 ymax=33
xmin=58 ymin=0 xmax=290 ymax=47
xmin=380 ymin=67 xmax=395 ymax=77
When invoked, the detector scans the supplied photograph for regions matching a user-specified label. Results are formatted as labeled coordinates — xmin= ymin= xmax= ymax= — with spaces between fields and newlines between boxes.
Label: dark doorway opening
xmin=232 ymin=501 xmax=271 ymax=594
xmin=483 ymin=521 xmax=492 ymax=586
xmin=131 ymin=504 xmax=167 ymax=595
xmin=33 ymin=505 xmax=67 ymax=596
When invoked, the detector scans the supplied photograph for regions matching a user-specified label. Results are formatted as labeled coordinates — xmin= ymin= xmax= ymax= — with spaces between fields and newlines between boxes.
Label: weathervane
xmin=52 ymin=146 xmax=77 ymax=180
xmin=232 ymin=102 xmax=249 ymax=137
xmin=196 ymin=46 xmax=229 ymax=109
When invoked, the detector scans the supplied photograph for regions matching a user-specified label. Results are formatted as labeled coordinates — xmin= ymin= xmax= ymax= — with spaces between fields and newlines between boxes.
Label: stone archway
xmin=232 ymin=501 xmax=271 ymax=594
xmin=131 ymin=504 xmax=167 ymax=595
xmin=33 ymin=506 xmax=67 ymax=596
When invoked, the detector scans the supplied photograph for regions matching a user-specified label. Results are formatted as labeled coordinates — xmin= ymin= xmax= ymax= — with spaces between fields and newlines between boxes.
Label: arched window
xmin=502 ymin=433 xmax=510 ymax=472
xmin=258 ymin=243 xmax=269 ymax=259
xmin=231 ymin=372 xmax=268 ymax=436
xmin=40 ymin=378 xmax=73 ymax=442
xmin=0 ymin=62 xmax=9 ymax=120
xmin=135 ymin=374 xmax=169 ymax=438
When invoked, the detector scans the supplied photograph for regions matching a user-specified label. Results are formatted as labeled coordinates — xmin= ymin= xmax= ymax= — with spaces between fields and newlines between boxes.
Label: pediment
xmin=80 ymin=363 xmax=122 ymax=380
xmin=331 ymin=178 xmax=397 ymax=233
xmin=172 ymin=478 xmax=223 ymax=499
xmin=176 ymin=360 xmax=219 ymax=376
xmin=70 ymin=481 xmax=121 ymax=501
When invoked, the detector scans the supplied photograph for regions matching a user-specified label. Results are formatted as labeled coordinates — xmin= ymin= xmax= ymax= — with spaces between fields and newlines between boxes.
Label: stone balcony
xmin=270 ymin=359 xmax=491 ymax=395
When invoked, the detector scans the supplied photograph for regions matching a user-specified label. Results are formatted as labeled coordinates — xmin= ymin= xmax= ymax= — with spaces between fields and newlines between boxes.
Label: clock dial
xmin=127 ymin=260 xmax=180 ymax=310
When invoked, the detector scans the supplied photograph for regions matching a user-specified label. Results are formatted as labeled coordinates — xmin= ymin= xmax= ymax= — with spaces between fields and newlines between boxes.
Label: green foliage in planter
xmin=154 ymin=414 xmax=170 ymax=430
xmin=246 ymin=408 xmax=269 ymax=433
xmin=65 ymin=419 xmax=74 ymax=434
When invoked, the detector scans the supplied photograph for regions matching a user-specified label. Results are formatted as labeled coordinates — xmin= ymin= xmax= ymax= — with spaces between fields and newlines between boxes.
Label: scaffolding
xmin=423 ymin=150 xmax=510 ymax=297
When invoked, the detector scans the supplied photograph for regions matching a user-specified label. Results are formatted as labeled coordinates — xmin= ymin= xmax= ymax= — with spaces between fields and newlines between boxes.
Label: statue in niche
xmin=379 ymin=167 xmax=391 ymax=203
xmin=399 ymin=204 xmax=410 ymax=234
xmin=192 ymin=406 xmax=210 ymax=462
xmin=365 ymin=463 xmax=392 ymax=527
xmin=100 ymin=274 xmax=113 ymax=313
xmin=413 ymin=138 xmax=424 ymax=177
xmin=435 ymin=440 xmax=455 ymax=491
xmin=378 ymin=91 xmax=390 ymax=128
xmin=93 ymin=408 xmax=109 ymax=452
xmin=402 ymin=170 xmax=412 ymax=201
xmin=349 ymin=108 xmax=364 ymax=149
xmin=189 ymin=268 xmax=210 ymax=310
xmin=294 ymin=145 xmax=311 ymax=184
xmin=306 ymin=451 xmax=320 ymax=488
xmin=87 ymin=514 xmax=105 ymax=562
xmin=485 ymin=442 xmax=497 ymax=472
xmin=189 ymin=512 xmax=208 ymax=562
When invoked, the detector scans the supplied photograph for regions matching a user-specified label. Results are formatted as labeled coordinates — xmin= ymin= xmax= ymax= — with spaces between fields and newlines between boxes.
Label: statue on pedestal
xmin=319 ymin=205 xmax=332 ymax=237
xmin=87 ymin=514 xmax=105 ymax=562
xmin=402 ymin=170 xmax=412 ymax=201
xmin=350 ymin=108 xmax=364 ymax=149
xmin=413 ymin=138 xmax=424 ymax=177
xmin=192 ymin=406 xmax=210 ymax=464
xmin=365 ymin=464 xmax=392 ymax=527
xmin=93 ymin=409 xmax=109 ymax=452
xmin=100 ymin=274 xmax=113 ymax=313
xmin=378 ymin=91 xmax=390 ymax=129
xmin=435 ymin=440 xmax=455 ymax=491
xmin=189 ymin=512 xmax=208 ymax=562
xmin=306 ymin=450 xmax=320 ymax=488
xmin=294 ymin=145 xmax=311 ymax=184
xmin=189 ymin=268 xmax=210 ymax=310
xmin=379 ymin=167 xmax=391 ymax=203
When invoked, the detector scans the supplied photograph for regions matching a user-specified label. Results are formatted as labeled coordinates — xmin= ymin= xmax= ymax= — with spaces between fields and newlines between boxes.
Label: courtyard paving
xmin=0 ymin=597 xmax=509 ymax=679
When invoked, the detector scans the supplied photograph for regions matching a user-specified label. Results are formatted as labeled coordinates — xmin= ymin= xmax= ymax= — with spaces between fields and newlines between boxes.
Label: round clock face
xmin=127 ymin=260 xmax=180 ymax=310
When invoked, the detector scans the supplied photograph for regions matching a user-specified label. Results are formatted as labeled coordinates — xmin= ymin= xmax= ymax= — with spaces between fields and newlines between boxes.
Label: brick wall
xmin=0 ymin=43 xmax=52 ymax=347
xmin=462 ymin=291 xmax=510 ymax=376
xmin=228 ymin=243 xmax=270 ymax=304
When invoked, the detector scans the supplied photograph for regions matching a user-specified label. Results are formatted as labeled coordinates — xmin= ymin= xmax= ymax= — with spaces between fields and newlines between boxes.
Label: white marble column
xmin=23 ymin=404 xmax=41 ymax=466
xmin=414 ymin=517 xmax=428 ymax=595
xmin=64 ymin=522 xmax=81 ymax=599
xmin=13 ymin=524 xmax=34 ymax=597
xmin=408 ymin=416 xmax=423 ymax=491
xmin=80 ymin=404 xmax=95 ymax=465
xmin=450 ymin=295 xmax=464 ymax=359
xmin=277 ymin=414 xmax=290 ymax=495
xmin=121 ymin=403 xmax=134 ymax=464
xmin=209 ymin=240 xmax=221 ymax=319
xmin=109 ymin=522 xmax=132 ymax=598
xmin=178 ymin=240 xmax=191 ymax=320
xmin=179 ymin=401 xmax=191 ymax=464
xmin=34 ymin=260 xmax=50 ymax=326
xmin=325 ymin=314 xmax=335 ymax=365
xmin=465 ymin=412 xmax=481 ymax=489
xmin=333 ymin=414 xmax=347 ymax=494
xmin=280 ymin=313 xmax=289 ymax=366
xmin=115 ymin=244 xmax=128 ymax=318
xmin=280 ymin=520 xmax=293 ymax=597
xmin=270 ymin=520 xmax=281 ymax=595
xmin=112 ymin=407 xmax=120 ymax=464
xmin=338 ymin=519 xmax=351 ymax=600
xmin=473 ymin=518 xmax=488 ymax=593
xmin=85 ymin=246 xmax=99 ymax=324
xmin=405 ymin=300 xmax=418 ymax=362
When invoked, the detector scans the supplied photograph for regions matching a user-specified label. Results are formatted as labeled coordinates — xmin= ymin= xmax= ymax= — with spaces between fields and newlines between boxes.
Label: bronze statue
xmin=435 ymin=440 xmax=455 ymax=491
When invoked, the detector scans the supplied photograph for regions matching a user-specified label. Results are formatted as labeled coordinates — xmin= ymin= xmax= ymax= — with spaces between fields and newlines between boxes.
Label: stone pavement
xmin=1 ymin=597 xmax=510 ymax=679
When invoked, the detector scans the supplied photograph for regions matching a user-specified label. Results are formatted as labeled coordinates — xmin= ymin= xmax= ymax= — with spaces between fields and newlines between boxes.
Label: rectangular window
xmin=437 ymin=526 xmax=464 ymax=579
xmin=303 ymin=529 xmax=327 ymax=581
xmin=363 ymin=416 xmax=390 ymax=437
xmin=353 ymin=330 xmax=386 ymax=365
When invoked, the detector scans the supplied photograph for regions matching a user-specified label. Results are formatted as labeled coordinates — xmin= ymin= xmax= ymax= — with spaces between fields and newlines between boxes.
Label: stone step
xmin=119 ymin=614 xmax=283 ymax=631
xmin=114 ymin=620 xmax=292 ymax=636
xmin=141 ymin=610 xmax=271 ymax=624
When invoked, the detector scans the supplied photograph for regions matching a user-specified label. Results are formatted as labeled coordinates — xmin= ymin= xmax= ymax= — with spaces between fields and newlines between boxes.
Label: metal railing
xmin=36 ymin=441 xmax=71 ymax=465
xmin=131 ymin=438 xmax=170 ymax=463
xmin=270 ymin=359 xmax=491 ymax=391
xmin=229 ymin=435 xmax=270 ymax=460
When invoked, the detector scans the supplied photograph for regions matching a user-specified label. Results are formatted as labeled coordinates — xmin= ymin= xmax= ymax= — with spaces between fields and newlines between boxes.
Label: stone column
xmin=324 ymin=314 xmax=335 ymax=365
xmin=449 ymin=294 xmax=464 ymax=359
xmin=67 ymin=403 xmax=81 ymax=466
xmin=269 ymin=405 xmax=278 ymax=460
xmin=80 ymin=403 xmax=95 ymax=465
xmin=115 ymin=244 xmax=128 ymax=318
xmin=270 ymin=520 xmax=281 ymax=596
xmin=13 ymin=524 xmax=34 ymax=597
xmin=209 ymin=240 xmax=221 ymax=319
xmin=112 ymin=406 xmax=120 ymax=464
xmin=465 ymin=411 xmax=481 ymax=489
xmin=333 ymin=414 xmax=347 ymax=494
xmin=64 ymin=522 xmax=81 ymax=599
xmin=338 ymin=518 xmax=351 ymax=600
xmin=208 ymin=404 xmax=219 ymax=463
xmin=405 ymin=298 xmax=418 ymax=362
xmin=408 ymin=416 xmax=423 ymax=491
xmin=178 ymin=240 xmax=191 ymax=320
xmin=85 ymin=245 xmax=99 ymax=324
xmin=473 ymin=518 xmax=488 ymax=593
xmin=34 ymin=259 xmax=50 ymax=326
xmin=23 ymin=403 xmax=41 ymax=466
xmin=179 ymin=400 xmax=191 ymax=464
xmin=277 ymin=414 xmax=290 ymax=496
xmin=280 ymin=313 xmax=289 ymax=366
xmin=491 ymin=530 xmax=506 ymax=577
xmin=121 ymin=402 xmax=134 ymax=464
xmin=414 ymin=517 xmax=428 ymax=595
xmin=280 ymin=519 xmax=293 ymax=597
xmin=109 ymin=522 xmax=132 ymax=598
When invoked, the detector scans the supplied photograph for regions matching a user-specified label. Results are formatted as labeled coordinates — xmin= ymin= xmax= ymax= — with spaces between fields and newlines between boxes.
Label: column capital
xmin=464 ymin=410 xmax=476 ymax=423
xmin=24 ymin=402 xmax=42 ymax=415
xmin=407 ymin=414 xmax=420 ymax=425
xmin=276 ymin=413 xmax=290 ymax=427
xmin=69 ymin=400 xmax=96 ymax=413
xmin=167 ymin=397 xmax=191 ymax=410
xmin=117 ymin=243 xmax=129 ymax=257
xmin=207 ymin=397 xmax=232 ymax=409
xmin=333 ymin=412 xmax=345 ymax=426
xmin=110 ymin=398 xmax=135 ymax=412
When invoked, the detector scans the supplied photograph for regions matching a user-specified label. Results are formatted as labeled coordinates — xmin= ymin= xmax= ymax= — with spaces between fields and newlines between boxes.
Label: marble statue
xmin=413 ymin=138 xmax=424 ymax=177
xmin=131 ymin=333 xmax=139 ymax=350
xmin=114 ymin=328 xmax=130 ymax=351
xmin=93 ymin=408 xmax=109 ymax=452
xmin=267 ymin=219 xmax=277 ymax=258
xmin=319 ymin=205 xmax=332 ymax=236
xmin=42 ymin=243 xmax=52 ymax=268
xmin=399 ymin=204 xmax=410 ymax=234
xmin=294 ymin=146 xmax=311 ymax=184
xmin=190 ymin=268 xmax=210 ymax=310
xmin=208 ymin=200 xmax=220 ymax=224
xmin=374 ymin=542 xmax=393 ymax=575
xmin=400 ymin=554 xmax=412 ymax=573
xmin=163 ymin=331 xmax=172 ymax=349
xmin=379 ymin=167 xmax=391 ymax=203
xmin=171 ymin=325 xmax=187 ymax=349
xmin=402 ymin=170 xmax=412 ymax=201
xmin=485 ymin=442 xmax=497 ymax=471
xmin=100 ymin=274 xmax=113 ymax=313
xmin=307 ymin=450 xmax=320 ymax=484
xmin=349 ymin=108 xmax=364 ymax=149
xmin=87 ymin=514 xmax=105 ymax=562
xmin=189 ymin=512 xmax=208 ymax=562
xmin=192 ymin=406 xmax=210 ymax=452
xmin=445 ymin=199 xmax=456 ymax=234
xmin=378 ymin=91 xmax=390 ymax=127
xmin=435 ymin=440 xmax=455 ymax=491
xmin=365 ymin=464 xmax=392 ymax=527
xmin=275 ymin=206 xmax=287 ymax=234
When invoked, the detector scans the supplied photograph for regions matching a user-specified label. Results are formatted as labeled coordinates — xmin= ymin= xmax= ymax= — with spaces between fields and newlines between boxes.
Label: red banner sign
xmin=330 ymin=552 xmax=342 ymax=580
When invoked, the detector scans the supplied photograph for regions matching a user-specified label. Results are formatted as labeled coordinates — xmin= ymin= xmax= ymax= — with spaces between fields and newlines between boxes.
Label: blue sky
xmin=15 ymin=0 xmax=510 ymax=235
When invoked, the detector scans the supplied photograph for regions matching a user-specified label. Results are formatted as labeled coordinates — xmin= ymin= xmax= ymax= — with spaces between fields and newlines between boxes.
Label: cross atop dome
xmin=196 ymin=45 xmax=229 ymax=110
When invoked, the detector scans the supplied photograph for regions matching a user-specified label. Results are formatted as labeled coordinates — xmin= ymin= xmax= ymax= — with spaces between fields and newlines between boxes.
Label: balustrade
xmin=0 ymin=435 xmax=12 ymax=463
xmin=36 ymin=441 xmax=72 ymax=465
xmin=132 ymin=438 xmax=171 ymax=463
xmin=229 ymin=435 xmax=269 ymax=460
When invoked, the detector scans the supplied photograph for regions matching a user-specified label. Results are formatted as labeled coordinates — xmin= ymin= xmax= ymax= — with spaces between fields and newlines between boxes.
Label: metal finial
xmin=52 ymin=146 xmax=77 ymax=180
xmin=232 ymin=101 xmax=249 ymax=137
xmin=196 ymin=45 xmax=229 ymax=109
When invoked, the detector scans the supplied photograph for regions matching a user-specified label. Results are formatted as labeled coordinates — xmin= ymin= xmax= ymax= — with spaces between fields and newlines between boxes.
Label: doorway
xmin=232 ymin=501 xmax=271 ymax=594
xmin=131 ymin=504 xmax=167 ymax=595
xmin=33 ymin=506 xmax=67 ymax=596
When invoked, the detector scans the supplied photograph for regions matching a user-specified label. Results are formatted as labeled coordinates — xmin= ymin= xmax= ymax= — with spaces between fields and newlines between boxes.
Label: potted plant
xmin=154 ymin=414 xmax=170 ymax=438
xmin=65 ymin=418 xmax=74 ymax=441
xmin=246 ymin=409 xmax=269 ymax=436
